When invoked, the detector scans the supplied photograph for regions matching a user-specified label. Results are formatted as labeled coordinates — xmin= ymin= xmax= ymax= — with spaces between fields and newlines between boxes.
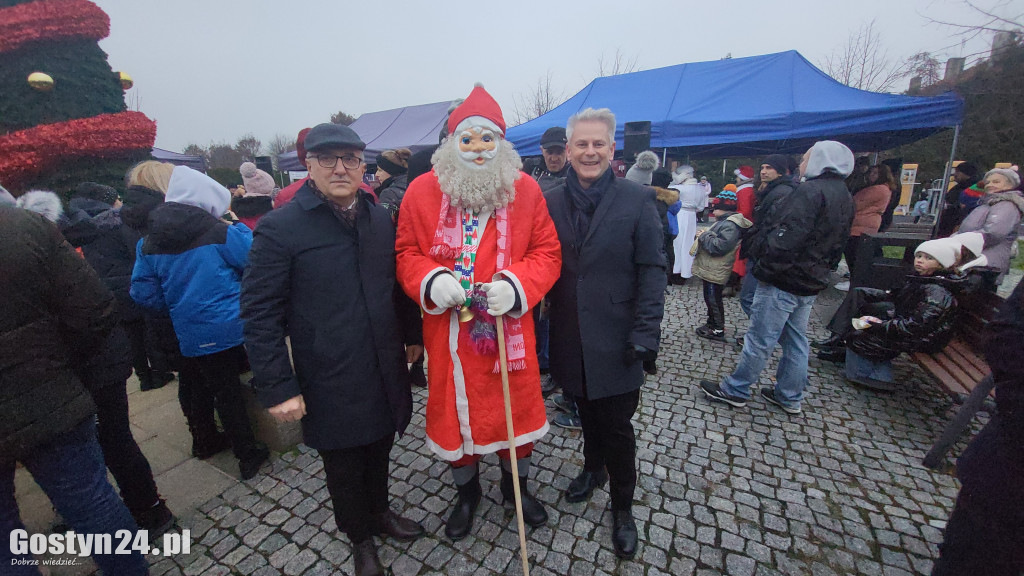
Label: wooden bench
xmin=912 ymin=288 xmax=1004 ymax=469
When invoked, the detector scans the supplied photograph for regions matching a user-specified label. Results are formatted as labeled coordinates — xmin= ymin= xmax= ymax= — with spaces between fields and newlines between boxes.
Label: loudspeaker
xmin=254 ymin=155 xmax=274 ymax=175
xmin=623 ymin=121 xmax=651 ymax=163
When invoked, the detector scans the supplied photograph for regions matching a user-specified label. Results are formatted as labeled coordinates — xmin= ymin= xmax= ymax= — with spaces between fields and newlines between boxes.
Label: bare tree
xmin=596 ymin=48 xmax=640 ymax=77
xmin=208 ymin=143 xmax=245 ymax=170
xmin=267 ymin=133 xmax=296 ymax=171
xmin=821 ymin=19 xmax=909 ymax=92
xmin=330 ymin=111 xmax=357 ymax=125
xmin=511 ymin=72 xmax=565 ymax=126
xmin=923 ymin=0 xmax=1023 ymax=53
xmin=906 ymin=51 xmax=943 ymax=88
xmin=234 ymin=133 xmax=262 ymax=161
xmin=182 ymin=143 xmax=208 ymax=161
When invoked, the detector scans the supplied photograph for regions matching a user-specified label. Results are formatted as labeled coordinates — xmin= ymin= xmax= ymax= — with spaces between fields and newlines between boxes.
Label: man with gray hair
xmin=544 ymin=107 xmax=667 ymax=559
xmin=701 ymin=140 xmax=855 ymax=416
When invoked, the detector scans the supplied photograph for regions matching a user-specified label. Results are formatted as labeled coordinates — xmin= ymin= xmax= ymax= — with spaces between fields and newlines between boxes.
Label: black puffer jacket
xmin=0 ymin=206 xmax=118 ymax=460
xmin=377 ymin=174 xmax=409 ymax=221
xmin=62 ymin=197 xmax=142 ymax=322
xmin=752 ymin=173 xmax=853 ymax=296
xmin=845 ymin=273 xmax=970 ymax=361
xmin=742 ymin=176 xmax=796 ymax=261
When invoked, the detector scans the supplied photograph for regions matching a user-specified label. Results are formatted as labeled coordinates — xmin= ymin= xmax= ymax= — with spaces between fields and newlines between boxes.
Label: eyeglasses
xmin=312 ymin=154 xmax=364 ymax=170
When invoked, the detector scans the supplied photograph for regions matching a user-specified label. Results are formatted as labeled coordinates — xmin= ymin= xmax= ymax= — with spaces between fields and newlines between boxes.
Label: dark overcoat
xmin=544 ymin=172 xmax=667 ymax=401
xmin=241 ymin=184 xmax=421 ymax=450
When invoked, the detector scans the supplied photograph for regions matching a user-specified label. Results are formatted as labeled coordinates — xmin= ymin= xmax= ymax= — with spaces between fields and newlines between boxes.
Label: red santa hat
xmin=734 ymin=165 xmax=754 ymax=182
xmin=448 ymin=83 xmax=506 ymax=136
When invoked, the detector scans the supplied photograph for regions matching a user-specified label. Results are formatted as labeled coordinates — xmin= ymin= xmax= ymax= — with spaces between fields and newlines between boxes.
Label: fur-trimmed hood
xmin=983 ymin=190 xmax=1024 ymax=215
xmin=654 ymin=186 xmax=679 ymax=205
xmin=15 ymin=190 xmax=64 ymax=223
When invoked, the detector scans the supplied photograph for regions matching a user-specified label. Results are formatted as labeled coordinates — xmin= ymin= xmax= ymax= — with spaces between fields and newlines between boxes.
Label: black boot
xmin=812 ymin=332 xmax=845 ymax=350
xmin=444 ymin=474 xmax=481 ymax=541
xmin=131 ymin=499 xmax=176 ymax=538
xmin=351 ymin=539 xmax=385 ymax=576
xmin=500 ymin=470 xmax=548 ymax=527
xmin=611 ymin=510 xmax=638 ymax=559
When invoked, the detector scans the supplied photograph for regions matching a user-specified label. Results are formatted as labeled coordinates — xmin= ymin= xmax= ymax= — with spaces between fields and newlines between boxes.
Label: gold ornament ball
xmin=27 ymin=72 xmax=54 ymax=91
xmin=118 ymin=71 xmax=134 ymax=90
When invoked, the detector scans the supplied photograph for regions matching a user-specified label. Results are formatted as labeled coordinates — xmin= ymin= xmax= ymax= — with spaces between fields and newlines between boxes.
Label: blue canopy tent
xmin=277 ymin=100 xmax=456 ymax=171
xmin=152 ymin=147 xmax=207 ymax=172
xmin=505 ymin=51 xmax=964 ymax=158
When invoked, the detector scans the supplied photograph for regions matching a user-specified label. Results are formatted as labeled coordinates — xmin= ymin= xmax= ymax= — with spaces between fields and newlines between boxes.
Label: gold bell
xmin=458 ymin=306 xmax=475 ymax=323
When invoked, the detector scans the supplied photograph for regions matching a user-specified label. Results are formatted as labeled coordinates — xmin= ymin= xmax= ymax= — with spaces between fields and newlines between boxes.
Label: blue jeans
xmin=720 ymin=282 xmax=815 ymax=409
xmin=845 ymin=349 xmax=894 ymax=382
xmin=740 ymin=260 xmax=759 ymax=317
xmin=0 ymin=418 xmax=150 ymax=576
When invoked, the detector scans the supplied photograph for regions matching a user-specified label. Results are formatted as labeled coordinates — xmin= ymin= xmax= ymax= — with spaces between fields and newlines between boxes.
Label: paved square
xmin=148 ymin=282 xmax=980 ymax=575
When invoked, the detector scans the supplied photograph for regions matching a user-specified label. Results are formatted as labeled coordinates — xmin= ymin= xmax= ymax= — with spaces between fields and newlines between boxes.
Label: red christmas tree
xmin=0 ymin=0 xmax=157 ymax=194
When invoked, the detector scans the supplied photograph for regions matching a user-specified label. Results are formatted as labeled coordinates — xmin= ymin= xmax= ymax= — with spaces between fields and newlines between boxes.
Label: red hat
xmin=734 ymin=165 xmax=754 ymax=181
xmin=448 ymin=84 xmax=506 ymax=136
xmin=295 ymin=127 xmax=312 ymax=164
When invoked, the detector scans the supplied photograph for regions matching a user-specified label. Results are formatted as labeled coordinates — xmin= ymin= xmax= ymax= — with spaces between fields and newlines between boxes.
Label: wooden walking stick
xmin=495 ymin=314 xmax=531 ymax=576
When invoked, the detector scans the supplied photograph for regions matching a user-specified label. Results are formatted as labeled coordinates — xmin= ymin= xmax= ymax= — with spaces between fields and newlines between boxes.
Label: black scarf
xmin=566 ymin=167 xmax=614 ymax=250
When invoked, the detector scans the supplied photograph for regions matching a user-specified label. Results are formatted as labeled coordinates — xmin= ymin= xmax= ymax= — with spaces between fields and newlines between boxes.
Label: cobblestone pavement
xmin=147 ymin=282 xmax=981 ymax=576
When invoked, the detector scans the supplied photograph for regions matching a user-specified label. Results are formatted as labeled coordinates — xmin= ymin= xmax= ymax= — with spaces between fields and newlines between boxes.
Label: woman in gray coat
xmin=958 ymin=168 xmax=1023 ymax=285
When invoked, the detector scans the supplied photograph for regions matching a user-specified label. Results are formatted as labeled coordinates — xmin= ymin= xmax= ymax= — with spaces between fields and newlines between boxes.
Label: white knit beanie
xmin=915 ymin=238 xmax=960 ymax=268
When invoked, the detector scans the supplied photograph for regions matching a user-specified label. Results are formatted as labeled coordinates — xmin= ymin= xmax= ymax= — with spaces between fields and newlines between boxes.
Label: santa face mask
xmin=457 ymin=127 xmax=499 ymax=169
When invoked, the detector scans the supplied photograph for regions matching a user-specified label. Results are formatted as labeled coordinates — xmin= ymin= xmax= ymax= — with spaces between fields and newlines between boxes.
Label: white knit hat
xmin=914 ymin=238 xmax=960 ymax=268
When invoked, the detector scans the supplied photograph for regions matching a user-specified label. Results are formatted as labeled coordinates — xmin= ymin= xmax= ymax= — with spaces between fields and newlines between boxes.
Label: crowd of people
xmin=2 ymin=84 xmax=1022 ymax=575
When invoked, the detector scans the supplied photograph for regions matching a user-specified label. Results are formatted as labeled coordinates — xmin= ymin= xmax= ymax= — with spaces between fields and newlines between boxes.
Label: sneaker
xmin=759 ymin=387 xmax=802 ymax=415
xmin=550 ymin=393 xmax=574 ymax=413
xmin=695 ymin=325 xmax=726 ymax=342
xmin=553 ymin=411 xmax=582 ymax=430
xmin=834 ymin=281 xmax=850 ymax=292
xmin=540 ymin=374 xmax=558 ymax=397
xmin=699 ymin=380 xmax=747 ymax=408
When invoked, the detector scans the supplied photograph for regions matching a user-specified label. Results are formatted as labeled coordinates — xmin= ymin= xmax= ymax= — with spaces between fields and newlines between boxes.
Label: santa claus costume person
xmin=669 ymin=165 xmax=708 ymax=284
xmin=728 ymin=165 xmax=756 ymax=295
xmin=396 ymin=85 xmax=562 ymax=541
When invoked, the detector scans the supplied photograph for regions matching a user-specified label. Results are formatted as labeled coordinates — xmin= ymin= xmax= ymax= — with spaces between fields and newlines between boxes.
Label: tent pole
xmin=662 ymin=149 xmax=667 ymax=166
xmin=932 ymin=124 xmax=962 ymax=238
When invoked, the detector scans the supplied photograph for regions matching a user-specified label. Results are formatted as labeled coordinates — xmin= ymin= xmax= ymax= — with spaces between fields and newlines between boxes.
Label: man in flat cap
xmin=530 ymin=126 xmax=571 ymax=192
xmin=241 ymin=123 xmax=425 ymax=576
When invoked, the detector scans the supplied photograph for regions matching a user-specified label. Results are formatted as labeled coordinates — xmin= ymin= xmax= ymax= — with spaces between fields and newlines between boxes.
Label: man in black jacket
xmin=241 ymin=123 xmax=424 ymax=576
xmin=740 ymin=155 xmax=797 ymax=317
xmin=702 ymin=141 xmax=854 ymax=415
xmin=544 ymin=108 xmax=667 ymax=559
xmin=0 ymin=206 xmax=149 ymax=575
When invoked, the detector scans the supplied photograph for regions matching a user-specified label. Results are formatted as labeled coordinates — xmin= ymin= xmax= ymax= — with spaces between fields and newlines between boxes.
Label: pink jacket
xmin=850 ymin=184 xmax=891 ymax=237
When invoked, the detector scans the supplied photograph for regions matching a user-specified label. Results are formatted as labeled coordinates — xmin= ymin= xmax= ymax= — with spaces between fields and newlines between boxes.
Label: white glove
xmin=429 ymin=273 xmax=467 ymax=309
xmin=482 ymin=280 xmax=516 ymax=316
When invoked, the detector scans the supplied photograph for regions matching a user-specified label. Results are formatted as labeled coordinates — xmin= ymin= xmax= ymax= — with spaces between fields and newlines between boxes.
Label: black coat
xmin=845 ymin=273 xmax=967 ymax=361
xmin=544 ymin=171 xmax=667 ymax=401
xmin=742 ymin=176 xmax=796 ymax=261
xmin=956 ymin=279 xmax=1024 ymax=502
xmin=377 ymin=173 xmax=410 ymax=220
xmin=753 ymin=173 xmax=853 ymax=296
xmin=0 ymin=206 xmax=118 ymax=460
xmin=241 ymin=184 xmax=422 ymax=450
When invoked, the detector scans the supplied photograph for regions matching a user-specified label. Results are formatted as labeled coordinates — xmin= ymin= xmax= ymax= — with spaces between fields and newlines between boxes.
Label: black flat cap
xmin=540 ymin=126 xmax=567 ymax=149
xmin=304 ymin=123 xmax=366 ymax=152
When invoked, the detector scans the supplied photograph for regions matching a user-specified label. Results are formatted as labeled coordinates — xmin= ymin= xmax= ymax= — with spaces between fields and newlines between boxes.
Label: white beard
xmin=432 ymin=137 xmax=522 ymax=211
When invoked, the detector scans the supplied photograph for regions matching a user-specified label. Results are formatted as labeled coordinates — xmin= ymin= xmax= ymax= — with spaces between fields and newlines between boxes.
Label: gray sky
xmin=92 ymin=0 xmax=1008 ymax=153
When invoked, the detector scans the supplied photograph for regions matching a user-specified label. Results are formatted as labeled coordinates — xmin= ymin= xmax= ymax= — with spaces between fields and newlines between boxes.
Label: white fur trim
xmin=454 ymin=116 xmax=503 ymax=136
xmin=470 ymin=421 xmax=549 ymax=455
xmin=495 ymin=270 xmax=529 ymax=319
xmin=448 ymin=311 xmax=476 ymax=457
xmin=421 ymin=267 xmax=454 ymax=315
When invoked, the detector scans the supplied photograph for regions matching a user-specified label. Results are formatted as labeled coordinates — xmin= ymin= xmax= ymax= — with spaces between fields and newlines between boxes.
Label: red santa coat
xmin=732 ymin=182 xmax=756 ymax=277
xmin=396 ymin=171 xmax=562 ymax=461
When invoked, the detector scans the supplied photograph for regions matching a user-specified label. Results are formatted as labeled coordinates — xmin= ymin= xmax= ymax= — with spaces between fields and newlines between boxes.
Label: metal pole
xmin=932 ymin=124 xmax=962 ymax=238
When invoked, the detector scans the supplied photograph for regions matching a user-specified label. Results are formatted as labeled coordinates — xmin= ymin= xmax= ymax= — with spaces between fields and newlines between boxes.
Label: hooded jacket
xmin=1 ymin=206 xmax=118 ymax=459
xmin=231 ymin=195 xmax=274 ymax=230
xmin=130 ymin=167 xmax=252 ymax=357
xmin=845 ymin=272 xmax=971 ymax=361
xmin=958 ymin=190 xmax=1024 ymax=283
xmin=752 ymin=141 xmax=854 ymax=296
xmin=376 ymin=173 xmax=410 ymax=221
xmin=693 ymin=212 xmax=753 ymax=285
